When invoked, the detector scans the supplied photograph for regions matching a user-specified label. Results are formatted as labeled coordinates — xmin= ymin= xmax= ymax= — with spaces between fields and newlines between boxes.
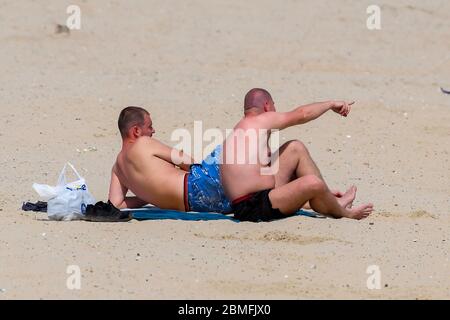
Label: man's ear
xmin=263 ymin=103 xmax=270 ymax=112
xmin=131 ymin=126 xmax=141 ymax=138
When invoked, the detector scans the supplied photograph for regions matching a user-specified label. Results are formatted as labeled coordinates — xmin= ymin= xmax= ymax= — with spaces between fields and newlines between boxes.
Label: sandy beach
xmin=0 ymin=0 xmax=449 ymax=299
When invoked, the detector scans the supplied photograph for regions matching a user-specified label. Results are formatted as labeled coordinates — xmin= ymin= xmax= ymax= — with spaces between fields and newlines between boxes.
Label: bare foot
xmin=345 ymin=203 xmax=374 ymax=220
xmin=337 ymin=185 xmax=357 ymax=208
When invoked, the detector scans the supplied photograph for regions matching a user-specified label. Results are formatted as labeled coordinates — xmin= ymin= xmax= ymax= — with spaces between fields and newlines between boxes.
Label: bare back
xmin=221 ymin=115 xmax=275 ymax=201
xmin=113 ymin=136 xmax=186 ymax=210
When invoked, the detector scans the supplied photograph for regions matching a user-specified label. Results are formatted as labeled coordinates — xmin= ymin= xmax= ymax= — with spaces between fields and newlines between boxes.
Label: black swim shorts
xmin=231 ymin=189 xmax=286 ymax=222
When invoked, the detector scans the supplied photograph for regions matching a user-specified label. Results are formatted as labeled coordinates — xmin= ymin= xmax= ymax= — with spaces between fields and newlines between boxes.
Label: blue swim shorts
xmin=184 ymin=144 xmax=232 ymax=214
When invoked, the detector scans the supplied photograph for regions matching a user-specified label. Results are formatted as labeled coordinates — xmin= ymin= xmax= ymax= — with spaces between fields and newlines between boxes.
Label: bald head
xmin=244 ymin=88 xmax=273 ymax=112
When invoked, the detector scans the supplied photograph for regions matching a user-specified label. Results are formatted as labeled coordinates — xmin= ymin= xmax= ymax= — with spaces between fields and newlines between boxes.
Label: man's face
xmin=140 ymin=114 xmax=155 ymax=137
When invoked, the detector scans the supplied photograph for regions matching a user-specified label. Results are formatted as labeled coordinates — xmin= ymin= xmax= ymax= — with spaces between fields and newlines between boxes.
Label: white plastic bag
xmin=33 ymin=163 xmax=96 ymax=221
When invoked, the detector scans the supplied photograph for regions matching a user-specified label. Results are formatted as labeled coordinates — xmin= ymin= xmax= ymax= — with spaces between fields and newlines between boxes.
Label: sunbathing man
xmin=108 ymin=106 xmax=231 ymax=213
xmin=109 ymin=105 xmax=350 ymax=214
xmin=220 ymin=88 xmax=374 ymax=222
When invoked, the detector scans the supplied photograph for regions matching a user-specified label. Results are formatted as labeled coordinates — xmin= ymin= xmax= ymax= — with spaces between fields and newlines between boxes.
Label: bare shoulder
xmin=238 ymin=112 xmax=277 ymax=129
xmin=131 ymin=136 xmax=172 ymax=158
xmin=257 ymin=111 xmax=279 ymax=122
xmin=135 ymin=136 xmax=164 ymax=148
xmin=130 ymin=136 xmax=157 ymax=154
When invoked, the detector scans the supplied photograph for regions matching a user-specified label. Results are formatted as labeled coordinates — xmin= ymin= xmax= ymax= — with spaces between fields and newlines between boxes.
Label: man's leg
xmin=268 ymin=175 xmax=373 ymax=220
xmin=271 ymin=140 xmax=355 ymax=208
xmin=272 ymin=140 xmax=322 ymax=186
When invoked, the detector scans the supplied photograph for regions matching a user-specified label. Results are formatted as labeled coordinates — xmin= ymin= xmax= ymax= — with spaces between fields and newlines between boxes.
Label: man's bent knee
xmin=283 ymin=140 xmax=307 ymax=155
xmin=303 ymin=175 xmax=326 ymax=193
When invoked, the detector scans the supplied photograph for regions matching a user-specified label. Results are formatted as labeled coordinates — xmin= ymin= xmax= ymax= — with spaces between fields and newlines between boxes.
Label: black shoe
xmin=84 ymin=201 xmax=132 ymax=222
xmin=22 ymin=201 xmax=48 ymax=212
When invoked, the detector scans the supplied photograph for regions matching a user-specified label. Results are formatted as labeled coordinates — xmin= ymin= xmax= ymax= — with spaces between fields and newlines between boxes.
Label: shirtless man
xmin=108 ymin=106 xmax=231 ymax=213
xmin=221 ymin=88 xmax=374 ymax=222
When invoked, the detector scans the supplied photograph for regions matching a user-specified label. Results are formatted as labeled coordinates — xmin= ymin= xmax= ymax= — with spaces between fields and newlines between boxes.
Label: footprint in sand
xmin=55 ymin=24 xmax=70 ymax=35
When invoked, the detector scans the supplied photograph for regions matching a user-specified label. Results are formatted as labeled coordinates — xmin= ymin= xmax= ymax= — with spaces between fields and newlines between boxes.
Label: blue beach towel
xmin=122 ymin=207 xmax=324 ymax=222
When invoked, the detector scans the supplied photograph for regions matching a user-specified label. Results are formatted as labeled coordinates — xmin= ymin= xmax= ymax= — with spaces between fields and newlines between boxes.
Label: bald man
xmin=108 ymin=106 xmax=231 ymax=213
xmin=220 ymin=88 xmax=374 ymax=222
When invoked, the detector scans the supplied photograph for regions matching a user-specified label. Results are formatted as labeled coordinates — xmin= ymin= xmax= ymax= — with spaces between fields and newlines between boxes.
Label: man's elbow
xmin=295 ymin=109 xmax=309 ymax=124
xmin=109 ymin=198 xmax=126 ymax=209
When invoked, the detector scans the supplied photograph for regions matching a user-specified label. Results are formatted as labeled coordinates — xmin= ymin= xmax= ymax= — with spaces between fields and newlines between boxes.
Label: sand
xmin=0 ymin=0 xmax=449 ymax=299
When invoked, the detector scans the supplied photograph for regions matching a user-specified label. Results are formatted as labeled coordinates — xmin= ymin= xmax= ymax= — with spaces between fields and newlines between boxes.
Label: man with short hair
xmin=108 ymin=106 xmax=231 ymax=213
xmin=220 ymin=88 xmax=374 ymax=222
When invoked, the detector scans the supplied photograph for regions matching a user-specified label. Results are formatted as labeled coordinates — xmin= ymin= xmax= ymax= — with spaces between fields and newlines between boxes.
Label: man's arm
xmin=108 ymin=168 xmax=148 ymax=209
xmin=151 ymin=138 xmax=195 ymax=171
xmin=172 ymin=149 xmax=195 ymax=171
xmin=260 ymin=100 xmax=353 ymax=130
